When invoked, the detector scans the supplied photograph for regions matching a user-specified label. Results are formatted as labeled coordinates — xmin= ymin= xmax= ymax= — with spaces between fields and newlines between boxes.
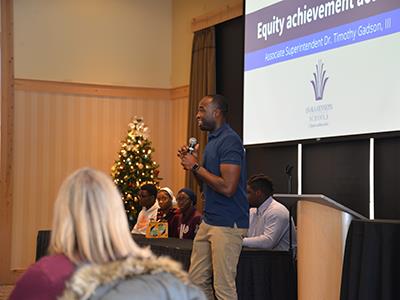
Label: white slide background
xmin=243 ymin=32 xmax=400 ymax=145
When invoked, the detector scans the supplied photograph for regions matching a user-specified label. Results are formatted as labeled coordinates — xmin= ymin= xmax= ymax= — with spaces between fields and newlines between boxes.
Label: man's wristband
xmin=192 ymin=163 xmax=200 ymax=172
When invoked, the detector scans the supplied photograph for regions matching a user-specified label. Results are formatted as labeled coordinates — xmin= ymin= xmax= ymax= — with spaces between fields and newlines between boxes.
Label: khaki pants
xmin=189 ymin=222 xmax=247 ymax=300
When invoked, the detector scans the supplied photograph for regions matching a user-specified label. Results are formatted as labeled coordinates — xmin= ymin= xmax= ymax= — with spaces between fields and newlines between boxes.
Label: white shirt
xmin=243 ymin=196 xmax=297 ymax=250
xmin=131 ymin=202 xmax=159 ymax=235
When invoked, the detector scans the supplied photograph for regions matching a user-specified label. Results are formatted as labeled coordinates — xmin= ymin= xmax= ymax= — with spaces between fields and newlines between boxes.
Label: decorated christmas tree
xmin=111 ymin=117 xmax=161 ymax=228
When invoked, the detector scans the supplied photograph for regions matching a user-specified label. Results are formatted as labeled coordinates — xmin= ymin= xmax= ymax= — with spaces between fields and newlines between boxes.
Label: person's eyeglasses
xmin=177 ymin=196 xmax=190 ymax=202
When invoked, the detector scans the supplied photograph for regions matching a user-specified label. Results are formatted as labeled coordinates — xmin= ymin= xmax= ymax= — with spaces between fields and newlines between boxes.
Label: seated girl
xmin=156 ymin=187 xmax=178 ymax=228
xmin=169 ymin=188 xmax=202 ymax=240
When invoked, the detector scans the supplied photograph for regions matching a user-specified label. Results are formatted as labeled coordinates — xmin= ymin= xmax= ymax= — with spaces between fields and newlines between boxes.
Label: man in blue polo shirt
xmin=178 ymin=94 xmax=249 ymax=300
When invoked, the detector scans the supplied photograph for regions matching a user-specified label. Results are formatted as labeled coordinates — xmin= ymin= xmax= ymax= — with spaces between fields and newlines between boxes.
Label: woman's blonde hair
xmin=49 ymin=168 xmax=151 ymax=264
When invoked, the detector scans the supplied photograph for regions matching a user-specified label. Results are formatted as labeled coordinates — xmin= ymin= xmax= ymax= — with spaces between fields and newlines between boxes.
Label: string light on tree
xmin=111 ymin=117 xmax=161 ymax=228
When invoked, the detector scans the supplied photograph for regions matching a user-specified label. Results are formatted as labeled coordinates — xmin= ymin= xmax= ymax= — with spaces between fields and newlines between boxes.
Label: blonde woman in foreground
xmin=10 ymin=168 xmax=205 ymax=300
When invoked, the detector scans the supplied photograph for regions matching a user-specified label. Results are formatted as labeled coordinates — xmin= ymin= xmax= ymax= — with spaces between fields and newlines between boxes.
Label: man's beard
xmin=199 ymin=118 xmax=215 ymax=131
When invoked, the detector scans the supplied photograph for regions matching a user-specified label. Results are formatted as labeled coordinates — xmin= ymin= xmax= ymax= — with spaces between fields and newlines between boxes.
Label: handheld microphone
xmin=188 ymin=137 xmax=198 ymax=154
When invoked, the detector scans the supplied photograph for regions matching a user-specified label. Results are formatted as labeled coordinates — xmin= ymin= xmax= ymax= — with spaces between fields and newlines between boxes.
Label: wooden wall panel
xmin=1 ymin=0 xmax=19 ymax=284
xmin=10 ymin=89 xmax=189 ymax=270
xmin=171 ymin=96 xmax=189 ymax=191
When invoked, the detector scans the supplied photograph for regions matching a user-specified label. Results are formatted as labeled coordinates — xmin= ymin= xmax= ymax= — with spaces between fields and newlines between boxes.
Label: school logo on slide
xmin=311 ymin=60 xmax=329 ymax=101
xmin=306 ymin=59 xmax=333 ymax=128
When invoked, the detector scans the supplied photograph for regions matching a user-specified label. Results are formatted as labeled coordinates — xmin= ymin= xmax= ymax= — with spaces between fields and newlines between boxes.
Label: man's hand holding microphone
xmin=178 ymin=137 xmax=200 ymax=172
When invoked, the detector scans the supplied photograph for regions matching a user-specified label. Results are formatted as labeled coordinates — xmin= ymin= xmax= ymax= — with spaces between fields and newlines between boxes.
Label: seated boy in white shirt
xmin=243 ymin=174 xmax=296 ymax=251
xmin=131 ymin=184 xmax=159 ymax=235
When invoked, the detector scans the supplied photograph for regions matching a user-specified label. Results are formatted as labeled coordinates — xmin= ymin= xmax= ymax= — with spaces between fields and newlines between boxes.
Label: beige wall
xmin=14 ymin=0 xmax=172 ymax=88
xmin=14 ymin=0 xmax=241 ymax=89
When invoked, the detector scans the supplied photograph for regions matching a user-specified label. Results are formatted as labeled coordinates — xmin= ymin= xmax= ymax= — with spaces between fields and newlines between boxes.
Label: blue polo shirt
xmin=202 ymin=123 xmax=249 ymax=228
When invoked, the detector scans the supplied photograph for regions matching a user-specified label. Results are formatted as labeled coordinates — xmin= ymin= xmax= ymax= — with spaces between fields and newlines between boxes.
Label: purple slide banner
xmin=245 ymin=0 xmax=399 ymax=53
xmin=244 ymin=9 xmax=400 ymax=72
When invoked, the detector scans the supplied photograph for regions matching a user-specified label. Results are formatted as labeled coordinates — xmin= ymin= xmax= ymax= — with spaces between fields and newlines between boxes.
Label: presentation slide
xmin=243 ymin=0 xmax=400 ymax=145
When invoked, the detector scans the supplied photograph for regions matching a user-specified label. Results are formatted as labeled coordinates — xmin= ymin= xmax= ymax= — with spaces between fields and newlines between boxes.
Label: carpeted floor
xmin=0 ymin=285 xmax=14 ymax=300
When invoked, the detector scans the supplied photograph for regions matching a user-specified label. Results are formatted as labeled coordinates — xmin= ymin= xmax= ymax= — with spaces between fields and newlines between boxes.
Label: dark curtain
xmin=186 ymin=27 xmax=216 ymax=212
xmin=374 ymin=136 xmax=400 ymax=219
xmin=215 ymin=16 xmax=244 ymax=138
xmin=341 ymin=219 xmax=400 ymax=300
xmin=302 ymin=140 xmax=370 ymax=217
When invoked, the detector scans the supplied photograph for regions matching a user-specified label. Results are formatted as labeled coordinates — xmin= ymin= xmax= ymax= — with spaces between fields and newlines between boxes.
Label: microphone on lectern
xmin=285 ymin=164 xmax=293 ymax=194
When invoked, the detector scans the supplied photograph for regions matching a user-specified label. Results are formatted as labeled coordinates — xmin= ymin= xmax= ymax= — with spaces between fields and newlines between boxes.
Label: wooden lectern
xmin=274 ymin=194 xmax=367 ymax=300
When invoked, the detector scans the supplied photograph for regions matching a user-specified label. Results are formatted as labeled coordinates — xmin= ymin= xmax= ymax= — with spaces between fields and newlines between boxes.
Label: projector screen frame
xmin=243 ymin=130 xmax=400 ymax=149
xmin=243 ymin=0 xmax=400 ymax=147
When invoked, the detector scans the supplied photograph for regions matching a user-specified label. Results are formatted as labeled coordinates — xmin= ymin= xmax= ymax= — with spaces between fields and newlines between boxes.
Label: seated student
xmin=9 ymin=168 xmax=205 ymax=300
xmin=170 ymin=188 xmax=202 ymax=240
xmin=243 ymin=174 xmax=297 ymax=250
xmin=156 ymin=187 xmax=178 ymax=227
xmin=131 ymin=184 xmax=159 ymax=235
